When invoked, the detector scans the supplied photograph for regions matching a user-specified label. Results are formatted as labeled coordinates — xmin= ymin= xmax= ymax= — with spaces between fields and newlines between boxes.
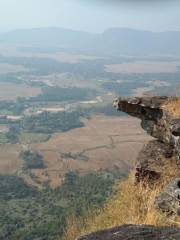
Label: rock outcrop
xmin=77 ymin=224 xmax=180 ymax=240
xmin=135 ymin=140 xmax=173 ymax=183
xmin=113 ymin=96 xmax=180 ymax=182
xmin=113 ymin=96 xmax=180 ymax=215
xmin=155 ymin=178 xmax=180 ymax=216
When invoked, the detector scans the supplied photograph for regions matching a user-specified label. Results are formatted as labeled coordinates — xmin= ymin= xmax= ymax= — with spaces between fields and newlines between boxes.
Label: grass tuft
xmin=163 ymin=98 xmax=180 ymax=117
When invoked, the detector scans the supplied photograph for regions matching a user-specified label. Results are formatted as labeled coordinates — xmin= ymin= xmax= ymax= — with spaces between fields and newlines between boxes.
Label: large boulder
xmin=77 ymin=224 xmax=180 ymax=240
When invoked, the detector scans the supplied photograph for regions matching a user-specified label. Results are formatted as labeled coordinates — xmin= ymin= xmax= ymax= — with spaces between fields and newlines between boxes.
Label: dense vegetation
xmin=6 ymin=125 xmax=20 ymax=143
xmin=0 ymin=175 xmax=38 ymax=200
xmin=22 ymin=110 xmax=85 ymax=133
xmin=0 ymin=99 xmax=26 ymax=115
xmin=0 ymin=169 xmax=126 ymax=240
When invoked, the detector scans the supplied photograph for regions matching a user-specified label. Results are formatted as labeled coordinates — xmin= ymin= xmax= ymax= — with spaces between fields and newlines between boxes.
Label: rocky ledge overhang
xmin=76 ymin=224 xmax=180 ymax=240
xmin=113 ymin=96 xmax=180 ymax=161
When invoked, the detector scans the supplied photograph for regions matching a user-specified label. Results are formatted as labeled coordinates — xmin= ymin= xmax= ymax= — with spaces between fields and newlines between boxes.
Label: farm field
xmin=0 ymin=82 xmax=42 ymax=100
xmin=0 ymin=63 xmax=27 ymax=73
xmin=24 ymin=115 xmax=152 ymax=187
xmin=0 ymin=113 xmax=152 ymax=188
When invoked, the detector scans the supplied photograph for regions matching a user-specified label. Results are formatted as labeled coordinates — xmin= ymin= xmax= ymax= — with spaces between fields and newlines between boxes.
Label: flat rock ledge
xmin=76 ymin=224 xmax=180 ymax=240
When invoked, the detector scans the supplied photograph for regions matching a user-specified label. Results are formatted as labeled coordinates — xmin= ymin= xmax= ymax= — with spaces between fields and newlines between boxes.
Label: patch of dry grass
xmin=64 ymin=156 xmax=180 ymax=240
xmin=163 ymin=98 xmax=180 ymax=117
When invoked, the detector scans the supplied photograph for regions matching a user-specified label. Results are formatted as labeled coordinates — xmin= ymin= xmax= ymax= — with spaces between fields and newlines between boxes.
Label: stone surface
xmin=155 ymin=178 xmax=180 ymax=215
xmin=77 ymin=224 xmax=180 ymax=240
xmin=135 ymin=140 xmax=173 ymax=183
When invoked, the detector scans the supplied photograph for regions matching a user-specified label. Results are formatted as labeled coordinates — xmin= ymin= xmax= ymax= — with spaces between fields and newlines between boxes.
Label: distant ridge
xmin=0 ymin=27 xmax=94 ymax=48
xmin=1 ymin=27 xmax=180 ymax=56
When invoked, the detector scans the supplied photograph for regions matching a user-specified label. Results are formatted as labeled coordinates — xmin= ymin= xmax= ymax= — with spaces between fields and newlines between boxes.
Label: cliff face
xmin=113 ymin=96 xmax=180 ymax=215
xmin=76 ymin=96 xmax=180 ymax=240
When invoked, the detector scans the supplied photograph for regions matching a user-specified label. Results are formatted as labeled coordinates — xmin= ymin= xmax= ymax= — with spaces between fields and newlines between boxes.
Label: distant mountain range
xmin=0 ymin=27 xmax=180 ymax=57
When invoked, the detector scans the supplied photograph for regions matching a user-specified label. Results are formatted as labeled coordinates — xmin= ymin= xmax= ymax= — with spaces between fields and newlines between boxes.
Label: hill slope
xmin=1 ymin=27 xmax=180 ymax=56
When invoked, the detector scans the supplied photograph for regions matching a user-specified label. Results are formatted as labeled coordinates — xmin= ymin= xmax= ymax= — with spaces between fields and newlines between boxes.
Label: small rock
xmin=155 ymin=178 xmax=180 ymax=216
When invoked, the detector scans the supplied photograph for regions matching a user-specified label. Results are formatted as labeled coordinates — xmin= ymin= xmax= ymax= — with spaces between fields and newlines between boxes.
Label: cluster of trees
xmin=20 ymin=150 xmax=46 ymax=169
xmin=6 ymin=125 xmax=20 ymax=143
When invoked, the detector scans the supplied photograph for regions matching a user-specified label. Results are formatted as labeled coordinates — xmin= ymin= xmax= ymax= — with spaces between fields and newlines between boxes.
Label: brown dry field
xmin=0 ymin=82 xmax=42 ymax=101
xmin=0 ymin=46 xmax=98 ymax=64
xmin=105 ymin=61 xmax=180 ymax=73
xmin=27 ymin=115 xmax=152 ymax=187
xmin=0 ymin=144 xmax=22 ymax=174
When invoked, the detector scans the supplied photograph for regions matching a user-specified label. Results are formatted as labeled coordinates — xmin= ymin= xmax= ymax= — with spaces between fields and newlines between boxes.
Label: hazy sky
xmin=0 ymin=0 xmax=179 ymax=33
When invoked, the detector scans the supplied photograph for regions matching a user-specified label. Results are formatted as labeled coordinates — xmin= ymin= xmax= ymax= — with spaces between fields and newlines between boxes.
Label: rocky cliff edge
xmin=76 ymin=96 xmax=180 ymax=240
